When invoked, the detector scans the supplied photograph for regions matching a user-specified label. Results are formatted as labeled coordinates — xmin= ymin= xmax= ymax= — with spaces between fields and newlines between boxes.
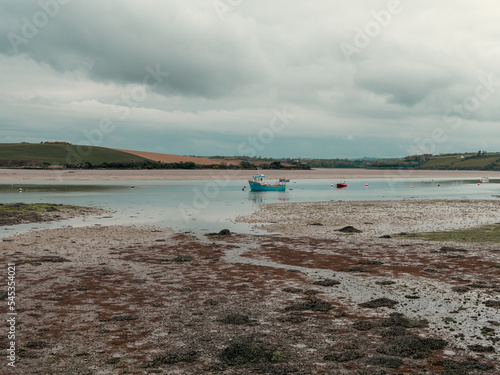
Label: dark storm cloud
xmin=1 ymin=0 xmax=500 ymax=157
xmin=0 ymin=0 xmax=270 ymax=98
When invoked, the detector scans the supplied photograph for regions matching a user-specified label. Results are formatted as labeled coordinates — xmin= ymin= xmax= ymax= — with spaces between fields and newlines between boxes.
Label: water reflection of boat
xmin=249 ymin=174 xmax=289 ymax=192
xmin=248 ymin=191 xmax=289 ymax=204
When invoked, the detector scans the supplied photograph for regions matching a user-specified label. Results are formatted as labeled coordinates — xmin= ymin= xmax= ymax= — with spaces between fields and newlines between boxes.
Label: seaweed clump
xmin=484 ymin=300 xmax=500 ymax=307
xmin=378 ymin=335 xmax=447 ymax=358
xmin=219 ymin=336 xmax=286 ymax=366
xmin=359 ymin=298 xmax=398 ymax=309
xmin=144 ymin=350 xmax=198 ymax=368
xmin=323 ymin=350 xmax=364 ymax=362
xmin=218 ymin=314 xmax=255 ymax=326
xmin=432 ymin=358 xmax=494 ymax=374
xmin=313 ymin=278 xmax=340 ymax=287
xmin=379 ymin=312 xmax=428 ymax=328
xmin=285 ymin=298 xmax=333 ymax=312
xmin=353 ymin=320 xmax=377 ymax=331
xmin=365 ymin=356 xmax=403 ymax=369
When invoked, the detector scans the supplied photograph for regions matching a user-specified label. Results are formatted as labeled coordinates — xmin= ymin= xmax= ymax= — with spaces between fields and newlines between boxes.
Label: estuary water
xmin=0 ymin=177 xmax=498 ymax=237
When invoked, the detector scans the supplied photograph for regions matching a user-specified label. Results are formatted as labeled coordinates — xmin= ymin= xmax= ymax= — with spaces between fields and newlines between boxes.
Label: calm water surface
xmin=1 ymin=177 xmax=498 ymax=236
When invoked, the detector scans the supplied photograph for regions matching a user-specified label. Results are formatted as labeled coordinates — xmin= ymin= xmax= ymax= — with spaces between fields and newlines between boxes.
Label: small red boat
xmin=336 ymin=182 xmax=347 ymax=188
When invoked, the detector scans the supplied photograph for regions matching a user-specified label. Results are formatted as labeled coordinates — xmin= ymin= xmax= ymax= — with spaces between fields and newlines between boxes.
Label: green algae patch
xmin=0 ymin=203 xmax=90 ymax=226
xmin=394 ymin=223 xmax=500 ymax=243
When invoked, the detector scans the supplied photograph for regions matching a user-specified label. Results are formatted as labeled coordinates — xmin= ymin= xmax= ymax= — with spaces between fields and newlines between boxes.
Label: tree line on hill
xmin=0 ymin=159 xmax=311 ymax=170
xmin=3 ymin=150 xmax=500 ymax=170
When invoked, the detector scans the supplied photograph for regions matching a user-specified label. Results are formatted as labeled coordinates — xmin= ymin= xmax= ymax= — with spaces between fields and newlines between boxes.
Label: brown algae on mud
xmin=3 ymin=197 xmax=500 ymax=373
xmin=234 ymin=200 xmax=500 ymax=370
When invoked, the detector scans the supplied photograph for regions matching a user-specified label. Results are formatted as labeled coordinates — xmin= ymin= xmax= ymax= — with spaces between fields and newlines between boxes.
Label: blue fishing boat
xmin=249 ymin=174 xmax=289 ymax=192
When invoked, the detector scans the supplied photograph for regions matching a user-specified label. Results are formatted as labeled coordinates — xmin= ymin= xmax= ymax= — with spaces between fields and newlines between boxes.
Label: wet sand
xmin=3 ymin=200 xmax=500 ymax=373
xmin=1 ymin=168 xmax=499 ymax=181
xmin=236 ymin=199 xmax=500 ymax=240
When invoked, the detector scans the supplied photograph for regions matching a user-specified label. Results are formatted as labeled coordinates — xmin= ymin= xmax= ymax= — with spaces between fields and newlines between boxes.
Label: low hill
xmin=0 ymin=143 xmax=148 ymax=167
xmin=368 ymin=151 xmax=500 ymax=170
xmin=0 ymin=143 xmax=298 ymax=169
xmin=419 ymin=152 xmax=500 ymax=170
xmin=3 ymin=143 xmax=499 ymax=171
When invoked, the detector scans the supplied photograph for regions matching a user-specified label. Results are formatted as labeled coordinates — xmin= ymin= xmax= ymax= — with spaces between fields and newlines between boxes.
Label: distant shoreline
xmin=0 ymin=168 xmax=498 ymax=181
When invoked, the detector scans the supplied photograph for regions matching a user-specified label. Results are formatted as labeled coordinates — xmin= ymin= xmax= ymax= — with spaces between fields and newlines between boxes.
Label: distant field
xmin=420 ymin=153 xmax=500 ymax=169
xmin=115 ymin=149 xmax=285 ymax=167
xmin=2 ymin=143 xmax=500 ymax=170
xmin=0 ymin=143 xmax=148 ymax=165
xmin=114 ymin=149 xmax=240 ymax=165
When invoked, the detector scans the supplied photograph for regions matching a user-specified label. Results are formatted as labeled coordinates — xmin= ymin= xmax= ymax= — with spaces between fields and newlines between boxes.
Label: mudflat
xmin=4 ymin=200 xmax=499 ymax=373
xmin=1 ymin=168 xmax=499 ymax=181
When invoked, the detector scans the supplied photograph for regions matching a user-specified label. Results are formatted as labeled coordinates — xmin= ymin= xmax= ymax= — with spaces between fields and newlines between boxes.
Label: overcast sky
xmin=1 ymin=0 xmax=500 ymax=158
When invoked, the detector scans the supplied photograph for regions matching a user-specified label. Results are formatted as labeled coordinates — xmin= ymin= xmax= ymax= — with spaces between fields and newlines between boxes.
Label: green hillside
xmin=2 ymin=142 xmax=500 ymax=171
xmin=0 ymin=142 xmax=148 ymax=167
xmin=419 ymin=152 xmax=500 ymax=170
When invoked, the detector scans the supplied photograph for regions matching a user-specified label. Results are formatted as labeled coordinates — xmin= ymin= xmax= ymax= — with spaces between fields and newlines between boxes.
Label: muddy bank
xmin=0 ymin=203 xmax=107 ymax=226
xmin=2 ymin=222 xmax=499 ymax=374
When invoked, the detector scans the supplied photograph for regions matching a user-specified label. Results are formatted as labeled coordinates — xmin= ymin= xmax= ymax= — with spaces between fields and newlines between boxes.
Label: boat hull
xmin=249 ymin=180 xmax=286 ymax=192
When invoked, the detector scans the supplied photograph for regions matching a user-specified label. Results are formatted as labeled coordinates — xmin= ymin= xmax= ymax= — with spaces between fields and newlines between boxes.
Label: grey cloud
xmin=1 ymin=1 xmax=500 ymax=157
xmin=1 ymin=1 xmax=271 ymax=98
xmin=353 ymin=58 xmax=457 ymax=106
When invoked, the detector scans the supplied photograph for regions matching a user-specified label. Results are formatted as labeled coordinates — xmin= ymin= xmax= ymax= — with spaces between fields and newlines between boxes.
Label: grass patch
xmin=0 ymin=203 xmax=89 ymax=226
xmin=394 ymin=224 xmax=500 ymax=243
xmin=0 ymin=143 xmax=147 ymax=165
xmin=0 ymin=203 xmax=83 ymax=214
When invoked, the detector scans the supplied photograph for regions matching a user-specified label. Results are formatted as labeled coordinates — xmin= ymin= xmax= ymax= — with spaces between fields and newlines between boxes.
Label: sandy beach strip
xmin=236 ymin=199 xmax=500 ymax=240
xmin=1 ymin=168 xmax=499 ymax=181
